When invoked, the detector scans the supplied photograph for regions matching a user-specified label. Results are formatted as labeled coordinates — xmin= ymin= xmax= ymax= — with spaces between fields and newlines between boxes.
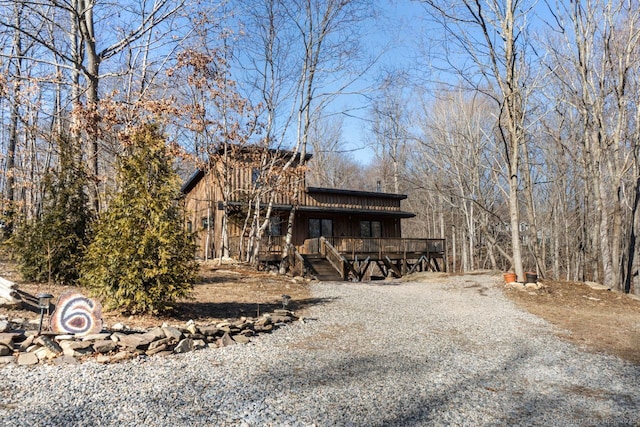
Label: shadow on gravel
xmin=167 ymin=297 xmax=337 ymax=321
xmin=365 ymin=281 xmax=403 ymax=286
xmin=249 ymin=346 xmax=640 ymax=426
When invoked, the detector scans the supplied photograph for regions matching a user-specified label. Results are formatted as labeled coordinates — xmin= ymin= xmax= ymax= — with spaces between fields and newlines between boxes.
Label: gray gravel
xmin=1 ymin=274 xmax=639 ymax=426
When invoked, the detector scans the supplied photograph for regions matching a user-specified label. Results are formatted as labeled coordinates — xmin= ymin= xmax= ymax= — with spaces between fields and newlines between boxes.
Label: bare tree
xmin=306 ymin=117 xmax=367 ymax=189
xmin=370 ymin=73 xmax=411 ymax=194
xmin=543 ymin=0 xmax=640 ymax=290
xmin=0 ymin=0 xmax=187 ymax=211
xmin=235 ymin=0 xmax=375 ymax=270
xmin=2 ymin=2 xmax=24 ymax=234
xmin=409 ymin=89 xmax=509 ymax=272
xmin=421 ymin=0 xmax=536 ymax=281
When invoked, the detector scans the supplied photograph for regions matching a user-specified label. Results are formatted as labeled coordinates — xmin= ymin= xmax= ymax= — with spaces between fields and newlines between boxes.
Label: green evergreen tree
xmin=12 ymin=136 xmax=92 ymax=284
xmin=81 ymin=124 xmax=197 ymax=314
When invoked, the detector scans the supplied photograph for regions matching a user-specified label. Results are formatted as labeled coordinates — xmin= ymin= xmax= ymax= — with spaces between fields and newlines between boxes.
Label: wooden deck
xmin=251 ymin=236 xmax=446 ymax=281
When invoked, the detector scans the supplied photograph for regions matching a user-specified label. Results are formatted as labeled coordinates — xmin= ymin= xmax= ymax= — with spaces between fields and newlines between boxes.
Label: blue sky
xmin=330 ymin=1 xmax=431 ymax=165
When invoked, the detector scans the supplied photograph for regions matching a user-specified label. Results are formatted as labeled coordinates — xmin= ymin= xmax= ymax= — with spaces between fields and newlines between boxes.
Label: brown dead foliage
xmin=504 ymin=279 xmax=640 ymax=365
xmin=0 ymin=259 xmax=315 ymax=331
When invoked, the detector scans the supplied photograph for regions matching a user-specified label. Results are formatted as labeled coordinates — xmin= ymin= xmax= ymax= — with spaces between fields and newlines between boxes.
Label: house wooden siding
xmin=182 ymin=150 xmax=415 ymax=260
xmin=300 ymin=187 xmax=405 ymax=211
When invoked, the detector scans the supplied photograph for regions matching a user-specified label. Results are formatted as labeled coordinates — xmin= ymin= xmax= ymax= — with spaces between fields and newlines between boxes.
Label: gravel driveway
xmin=1 ymin=274 xmax=639 ymax=426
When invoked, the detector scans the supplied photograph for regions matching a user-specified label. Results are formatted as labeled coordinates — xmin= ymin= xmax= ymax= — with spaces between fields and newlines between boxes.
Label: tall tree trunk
xmin=521 ymin=141 xmax=544 ymax=277
xmin=623 ymin=176 xmax=640 ymax=293
xmin=79 ymin=0 xmax=101 ymax=211
xmin=4 ymin=3 xmax=24 ymax=235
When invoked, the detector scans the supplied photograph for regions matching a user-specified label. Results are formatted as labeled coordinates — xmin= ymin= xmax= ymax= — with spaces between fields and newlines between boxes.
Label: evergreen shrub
xmin=12 ymin=136 xmax=92 ymax=284
xmin=81 ymin=124 xmax=197 ymax=313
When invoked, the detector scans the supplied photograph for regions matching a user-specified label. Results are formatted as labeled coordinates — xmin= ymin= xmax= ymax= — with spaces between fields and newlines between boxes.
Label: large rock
xmin=0 ymin=344 xmax=12 ymax=356
xmin=53 ymin=355 xmax=80 ymax=366
xmin=146 ymin=327 xmax=166 ymax=340
xmin=117 ymin=333 xmax=156 ymax=350
xmin=36 ymin=335 xmax=63 ymax=354
xmin=53 ymin=334 xmax=75 ymax=341
xmin=137 ymin=332 xmax=161 ymax=347
xmin=93 ymin=340 xmax=116 ymax=354
xmin=95 ymin=354 xmax=111 ymax=364
xmin=110 ymin=332 xmax=127 ymax=342
xmin=0 ymin=333 xmax=15 ymax=348
xmin=233 ymin=320 xmax=253 ymax=330
xmin=0 ymin=320 xmax=9 ymax=332
xmin=17 ymin=352 xmax=39 ymax=366
xmin=0 ymin=355 xmax=14 ymax=364
xmin=193 ymin=339 xmax=207 ymax=350
xmin=232 ymin=334 xmax=250 ymax=344
xmin=219 ymin=332 xmax=236 ymax=347
xmin=82 ymin=333 xmax=111 ymax=341
xmin=18 ymin=335 xmax=34 ymax=352
xmin=162 ymin=326 xmax=183 ymax=341
xmin=59 ymin=340 xmax=92 ymax=350
xmin=110 ymin=350 xmax=135 ymax=363
xmin=254 ymin=323 xmax=273 ymax=332
xmin=148 ymin=337 xmax=173 ymax=350
xmin=111 ymin=323 xmax=127 ymax=331
xmin=199 ymin=325 xmax=220 ymax=337
xmin=174 ymin=338 xmax=194 ymax=354
xmin=146 ymin=344 xmax=168 ymax=355
xmin=35 ymin=347 xmax=58 ymax=361
xmin=274 ymin=309 xmax=296 ymax=316
xmin=185 ymin=320 xmax=198 ymax=335
xmin=270 ymin=314 xmax=294 ymax=323
xmin=255 ymin=316 xmax=272 ymax=327
xmin=62 ymin=341 xmax=94 ymax=357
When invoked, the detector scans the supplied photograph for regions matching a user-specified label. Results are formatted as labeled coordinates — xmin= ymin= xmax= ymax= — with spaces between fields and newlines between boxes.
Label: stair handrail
xmin=319 ymin=236 xmax=347 ymax=280
xmin=289 ymin=244 xmax=306 ymax=277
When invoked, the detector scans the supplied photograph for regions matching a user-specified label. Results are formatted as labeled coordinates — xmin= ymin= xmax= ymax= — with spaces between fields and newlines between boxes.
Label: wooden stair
xmin=303 ymin=254 xmax=344 ymax=281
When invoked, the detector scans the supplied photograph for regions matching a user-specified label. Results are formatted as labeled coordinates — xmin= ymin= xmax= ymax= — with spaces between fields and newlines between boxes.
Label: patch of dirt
xmin=0 ymin=258 xmax=319 ymax=331
xmin=503 ymin=279 xmax=640 ymax=365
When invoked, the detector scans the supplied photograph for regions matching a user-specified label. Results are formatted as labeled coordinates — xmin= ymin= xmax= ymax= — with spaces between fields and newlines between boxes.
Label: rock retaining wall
xmin=0 ymin=310 xmax=298 ymax=366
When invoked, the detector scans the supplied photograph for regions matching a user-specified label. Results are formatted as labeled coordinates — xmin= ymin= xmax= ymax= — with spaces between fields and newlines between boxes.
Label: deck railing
xmin=320 ymin=237 xmax=445 ymax=257
xmin=231 ymin=235 xmax=446 ymax=259
xmin=228 ymin=235 xmax=285 ymax=258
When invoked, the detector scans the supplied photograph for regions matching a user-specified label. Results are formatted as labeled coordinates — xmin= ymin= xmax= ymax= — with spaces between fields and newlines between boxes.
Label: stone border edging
xmin=0 ymin=309 xmax=299 ymax=366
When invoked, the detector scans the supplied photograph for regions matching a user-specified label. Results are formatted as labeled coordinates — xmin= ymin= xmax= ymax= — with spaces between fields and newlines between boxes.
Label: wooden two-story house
xmin=182 ymin=146 xmax=445 ymax=280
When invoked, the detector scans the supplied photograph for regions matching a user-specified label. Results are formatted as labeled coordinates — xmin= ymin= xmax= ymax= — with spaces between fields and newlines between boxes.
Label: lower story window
xmin=309 ymin=218 xmax=333 ymax=238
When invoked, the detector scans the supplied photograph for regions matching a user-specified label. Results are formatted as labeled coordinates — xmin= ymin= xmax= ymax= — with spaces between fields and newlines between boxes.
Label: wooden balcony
xmin=311 ymin=237 xmax=445 ymax=259
xmin=251 ymin=236 xmax=446 ymax=281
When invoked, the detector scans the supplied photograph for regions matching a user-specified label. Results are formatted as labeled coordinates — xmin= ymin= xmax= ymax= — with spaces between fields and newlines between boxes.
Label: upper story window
xmin=251 ymin=168 xmax=261 ymax=187
xmin=269 ymin=216 xmax=282 ymax=236
xmin=360 ymin=220 xmax=382 ymax=238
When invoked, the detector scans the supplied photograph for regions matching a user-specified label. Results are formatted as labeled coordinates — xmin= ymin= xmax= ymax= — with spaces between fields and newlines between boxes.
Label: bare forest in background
xmin=1 ymin=0 xmax=640 ymax=293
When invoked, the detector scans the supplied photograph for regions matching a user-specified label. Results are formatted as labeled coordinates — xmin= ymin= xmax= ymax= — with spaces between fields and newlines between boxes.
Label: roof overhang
xmin=306 ymin=186 xmax=408 ymax=200
xmin=225 ymin=201 xmax=415 ymax=218
xmin=297 ymin=206 xmax=415 ymax=218
xmin=181 ymin=169 xmax=205 ymax=194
